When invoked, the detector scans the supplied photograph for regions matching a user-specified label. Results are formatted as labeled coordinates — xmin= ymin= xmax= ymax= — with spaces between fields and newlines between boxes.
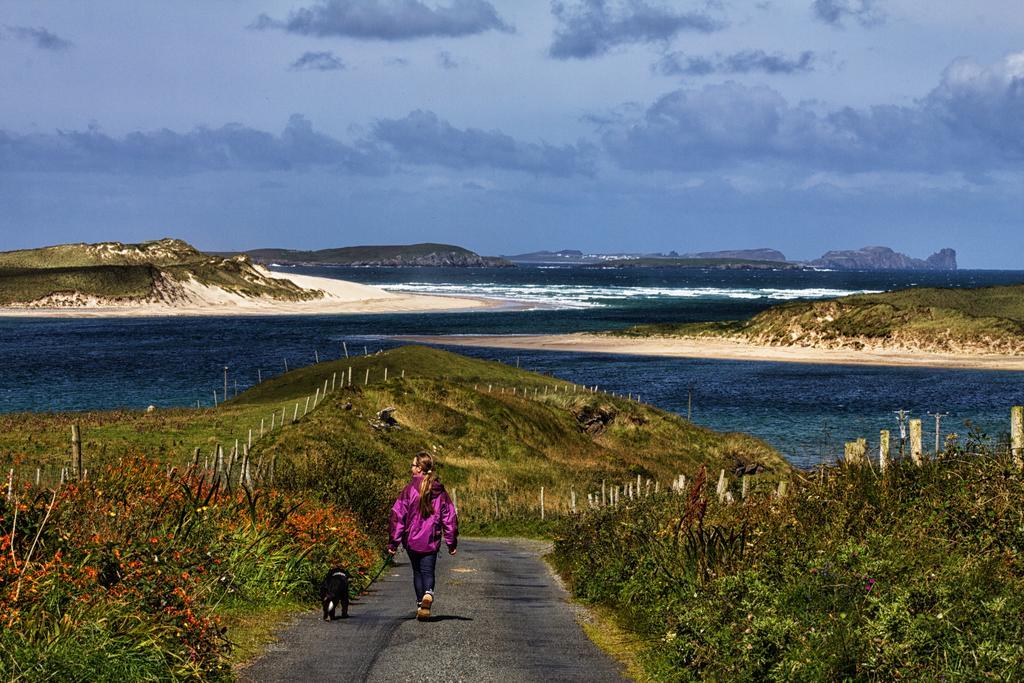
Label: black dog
xmin=320 ymin=567 xmax=350 ymax=621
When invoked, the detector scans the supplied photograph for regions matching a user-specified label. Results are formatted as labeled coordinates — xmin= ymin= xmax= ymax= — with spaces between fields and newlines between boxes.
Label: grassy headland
xmin=0 ymin=345 xmax=785 ymax=677
xmin=238 ymin=243 xmax=513 ymax=267
xmin=0 ymin=239 xmax=319 ymax=306
xmin=614 ymin=283 xmax=1024 ymax=355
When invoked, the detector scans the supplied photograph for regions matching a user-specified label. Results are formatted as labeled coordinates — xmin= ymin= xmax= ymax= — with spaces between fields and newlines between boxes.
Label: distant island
xmin=234 ymin=243 xmax=513 ymax=268
xmin=589 ymin=257 xmax=799 ymax=270
xmin=810 ymin=246 xmax=956 ymax=271
xmin=506 ymin=245 xmax=957 ymax=271
xmin=0 ymin=239 xmax=492 ymax=316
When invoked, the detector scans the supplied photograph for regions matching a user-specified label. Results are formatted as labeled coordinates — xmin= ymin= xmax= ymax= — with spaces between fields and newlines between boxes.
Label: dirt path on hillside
xmin=240 ymin=538 xmax=628 ymax=682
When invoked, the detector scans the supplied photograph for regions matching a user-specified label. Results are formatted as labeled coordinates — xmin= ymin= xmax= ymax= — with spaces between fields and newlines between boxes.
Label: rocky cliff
xmin=810 ymin=246 xmax=956 ymax=271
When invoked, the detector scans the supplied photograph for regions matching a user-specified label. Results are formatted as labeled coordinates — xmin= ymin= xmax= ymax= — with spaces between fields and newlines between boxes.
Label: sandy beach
xmin=0 ymin=270 xmax=501 ymax=318
xmin=395 ymin=333 xmax=1024 ymax=372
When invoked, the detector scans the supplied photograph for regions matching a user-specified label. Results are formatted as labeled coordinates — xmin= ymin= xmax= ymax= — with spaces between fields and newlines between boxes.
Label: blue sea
xmin=2 ymin=265 xmax=1023 ymax=468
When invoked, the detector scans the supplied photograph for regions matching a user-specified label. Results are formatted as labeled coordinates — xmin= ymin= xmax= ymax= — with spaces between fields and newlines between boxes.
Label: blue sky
xmin=1 ymin=0 xmax=1022 ymax=266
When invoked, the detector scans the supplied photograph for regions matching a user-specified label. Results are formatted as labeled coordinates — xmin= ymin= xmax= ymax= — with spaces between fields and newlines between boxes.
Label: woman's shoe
xmin=416 ymin=592 xmax=433 ymax=621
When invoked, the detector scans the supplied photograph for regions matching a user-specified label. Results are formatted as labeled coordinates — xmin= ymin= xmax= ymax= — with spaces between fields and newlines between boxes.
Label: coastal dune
xmin=0 ymin=268 xmax=496 ymax=317
xmin=395 ymin=333 xmax=1024 ymax=372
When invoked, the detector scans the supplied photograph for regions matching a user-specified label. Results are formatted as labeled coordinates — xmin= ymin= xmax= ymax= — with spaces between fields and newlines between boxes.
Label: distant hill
xmin=686 ymin=248 xmax=787 ymax=261
xmin=503 ymin=249 xmax=599 ymax=264
xmin=592 ymin=257 xmax=799 ymax=270
xmin=0 ymin=238 xmax=319 ymax=307
xmin=239 ymin=243 xmax=513 ymax=268
xmin=504 ymin=248 xmax=791 ymax=267
xmin=810 ymin=246 xmax=956 ymax=271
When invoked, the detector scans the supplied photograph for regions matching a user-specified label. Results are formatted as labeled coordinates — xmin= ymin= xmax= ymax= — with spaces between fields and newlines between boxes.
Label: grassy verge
xmin=552 ymin=440 xmax=1024 ymax=680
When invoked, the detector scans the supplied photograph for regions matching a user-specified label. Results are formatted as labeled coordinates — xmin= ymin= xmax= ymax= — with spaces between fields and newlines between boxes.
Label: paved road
xmin=241 ymin=538 xmax=628 ymax=682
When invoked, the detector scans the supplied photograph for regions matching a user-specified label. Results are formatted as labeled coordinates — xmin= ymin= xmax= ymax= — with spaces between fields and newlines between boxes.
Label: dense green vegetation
xmin=0 ymin=239 xmax=319 ymax=305
xmin=0 ymin=345 xmax=786 ymax=677
xmin=553 ymin=435 xmax=1024 ymax=680
xmin=613 ymin=283 xmax=1024 ymax=354
xmin=0 ymin=265 xmax=158 ymax=305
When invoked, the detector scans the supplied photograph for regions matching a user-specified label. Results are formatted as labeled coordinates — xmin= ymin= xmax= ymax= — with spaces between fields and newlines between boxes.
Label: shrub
xmin=0 ymin=457 xmax=380 ymax=680
xmin=554 ymin=451 xmax=1024 ymax=681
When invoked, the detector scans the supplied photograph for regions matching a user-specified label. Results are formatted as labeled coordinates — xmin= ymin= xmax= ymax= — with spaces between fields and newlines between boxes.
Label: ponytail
xmin=415 ymin=451 xmax=437 ymax=518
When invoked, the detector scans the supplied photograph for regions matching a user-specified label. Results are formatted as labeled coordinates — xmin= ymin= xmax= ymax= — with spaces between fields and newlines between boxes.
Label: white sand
xmin=394 ymin=333 xmax=1024 ymax=371
xmin=0 ymin=269 xmax=499 ymax=317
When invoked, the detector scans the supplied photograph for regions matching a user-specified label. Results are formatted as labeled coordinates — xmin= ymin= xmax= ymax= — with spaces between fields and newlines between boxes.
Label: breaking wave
xmin=381 ymin=283 xmax=881 ymax=309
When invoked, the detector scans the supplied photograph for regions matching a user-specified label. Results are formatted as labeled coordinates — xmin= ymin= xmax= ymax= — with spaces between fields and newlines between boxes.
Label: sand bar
xmin=0 ymin=271 xmax=504 ymax=318
xmin=394 ymin=333 xmax=1024 ymax=372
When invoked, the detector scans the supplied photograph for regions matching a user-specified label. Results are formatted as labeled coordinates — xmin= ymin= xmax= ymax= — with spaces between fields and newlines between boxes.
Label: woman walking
xmin=386 ymin=451 xmax=458 ymax=621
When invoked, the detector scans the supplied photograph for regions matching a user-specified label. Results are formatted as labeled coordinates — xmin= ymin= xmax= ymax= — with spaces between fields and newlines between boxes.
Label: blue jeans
xmin=406 ymin=549 xmax=437 ymax=603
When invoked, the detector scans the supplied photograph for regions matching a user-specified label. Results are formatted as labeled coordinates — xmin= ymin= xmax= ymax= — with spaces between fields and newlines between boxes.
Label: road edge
xmin=540 ymin=550 xmax=647 ymax=683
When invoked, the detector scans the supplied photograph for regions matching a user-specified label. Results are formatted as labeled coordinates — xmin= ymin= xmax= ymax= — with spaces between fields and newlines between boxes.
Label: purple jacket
xmin=388 ymin=475 xmax=458 ymax=554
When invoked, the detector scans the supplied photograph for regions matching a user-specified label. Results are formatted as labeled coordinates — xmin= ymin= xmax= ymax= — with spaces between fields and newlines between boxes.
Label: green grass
xmin=0 ymin=238 xmax=203 ymax=269
xmin=0 ymin=344 xmax=788 ymax=677
xmin=235 ymin=346 xmax=788 ymax=529
xmin=0 ymin=238 xmax=320 ymax=305
xmin=610 ymin=283 xmax=1024 ymax=354
xmin=552 ymin=437 xmax=1024 ymax=680
xmin=0 ymin=265 xmax=158 ymax=305
xmin=1 ymin=345 xmax=788 ymax=535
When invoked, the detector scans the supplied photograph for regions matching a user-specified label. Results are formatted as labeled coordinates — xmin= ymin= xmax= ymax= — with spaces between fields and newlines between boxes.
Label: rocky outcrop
xmin=810 ymin=246 xmax=956 ymax=271
xmin=925 ymin=248 xmax=958 ymax=270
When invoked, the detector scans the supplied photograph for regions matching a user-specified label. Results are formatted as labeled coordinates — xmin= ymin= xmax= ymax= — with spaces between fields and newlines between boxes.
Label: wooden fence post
xmin=570 ymin=486 xmax=576 ymax=514
xmin=5 ymin=469 xmax=12 ymax=501
xmin=776 ymin=480 xmax=789 ymax=498
xmin=347 ymin=366 xmax=352 ymax=387
xmin=844 ymin=438 xmax=867 ymax=466
xmin=879 ymin=429 xmax=891 ymax=473
xmin=909 ymin=419 xmax=923 ymax=465
xmin=1012 ymin=406 xmax=1023 ymax=468
xmin=716 ymin=469 xmax=728 ymax=503
xmin=71 ymin=424 xmax=83 ymax=479
xmin=540 ymin=487 xmax=545 ymax=520
xmin=364 ymin=368 xmax=370 ymax=386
